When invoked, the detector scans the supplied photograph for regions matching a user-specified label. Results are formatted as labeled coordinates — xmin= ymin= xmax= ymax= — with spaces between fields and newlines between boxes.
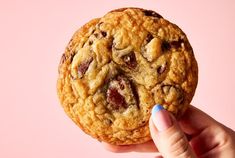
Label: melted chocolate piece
xmin=107 ymin=88 xmax=126 ymax=109
xmin=170 ymin=39 xmax=184 ymax=49
xmin=143 ymin=10 xmax=163 ymax=18
xmin=161 ymin=41 xmax=171 ymax=52
xmin=101 ymin=31 xmax=107 ymax=37
xmin=94 ymin=33 xmax=100 ymax=38
xmin=88 ymin=40 xmax=93 ymax=45
xmin=78 ymin=57 xmax=93 ymax=78
xmin=106 ymin=75 xmax=139 ymax=110
xmin=161 ymin=39 xmax=184 ymax=52
xmin=122 ymin=52 xmax=137 ymax=69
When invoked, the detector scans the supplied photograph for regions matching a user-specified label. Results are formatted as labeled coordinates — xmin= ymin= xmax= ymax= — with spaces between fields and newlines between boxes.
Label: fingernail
xmin=151 ymin=104 xmax=173 ymax=131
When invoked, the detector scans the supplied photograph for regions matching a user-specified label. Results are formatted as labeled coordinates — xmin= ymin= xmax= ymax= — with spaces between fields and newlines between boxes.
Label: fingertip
xmin=151 ymin=104 xmax=164 ymax=114
xmin=151 ymin=104 xmax=173 ymax=131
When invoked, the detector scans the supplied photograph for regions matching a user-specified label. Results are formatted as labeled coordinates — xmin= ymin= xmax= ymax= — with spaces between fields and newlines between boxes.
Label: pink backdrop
xmin=1 ymin=0 xmax=235 ymax=158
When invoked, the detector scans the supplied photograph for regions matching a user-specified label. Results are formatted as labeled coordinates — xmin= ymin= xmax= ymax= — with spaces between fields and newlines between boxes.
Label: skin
xmin=102 ymin=106 xmax=235 ymax=158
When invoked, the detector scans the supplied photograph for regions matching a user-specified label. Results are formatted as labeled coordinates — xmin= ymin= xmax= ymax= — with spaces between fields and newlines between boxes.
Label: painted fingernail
xmin=151 ymin=104 xmax=173 ymax=131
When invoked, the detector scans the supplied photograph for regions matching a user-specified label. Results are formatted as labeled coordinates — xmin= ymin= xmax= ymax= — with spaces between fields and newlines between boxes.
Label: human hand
xmin=103 ymin=105 xmax=235 ymax=158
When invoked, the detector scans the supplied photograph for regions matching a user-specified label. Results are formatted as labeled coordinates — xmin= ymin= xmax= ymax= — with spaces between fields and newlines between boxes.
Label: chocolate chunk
xmin=146 ymin=33 xmax=154 ymax=43
xmin=77 ymin=57 xmax=93 ymax=78
xmin=143 ymin=10 xmax=163 ymax=18
xmin=91 ymin=30 xmax=107 ymax=39
xmin=157 ymin=64 xmax=166 ymax=74
xmin=122 ymin=52 xmax=137 ymax=69
xmin=101 ymin=31 xmax=107 ymax=37
xmin=94 ymin=33 xmax=99 ymax=38
xmin=88 ymin=41 xmax=93 ymax=45
xmin=107 ymin=88 xmax=126 ymax=109
xmin=106 ymin=75 xmax=139 ymax=110
xmin=161 ymin=40 xmax=171 ymax=52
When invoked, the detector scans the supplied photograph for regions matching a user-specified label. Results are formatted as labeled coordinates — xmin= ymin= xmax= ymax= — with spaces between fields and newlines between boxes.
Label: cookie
xmin=57 ymin=8 xmax=198 ymax=145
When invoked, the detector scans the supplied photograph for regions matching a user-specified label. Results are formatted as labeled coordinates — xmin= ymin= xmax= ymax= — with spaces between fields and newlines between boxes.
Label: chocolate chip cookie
xmin=57 ymin=8 xmax=198 ymax=145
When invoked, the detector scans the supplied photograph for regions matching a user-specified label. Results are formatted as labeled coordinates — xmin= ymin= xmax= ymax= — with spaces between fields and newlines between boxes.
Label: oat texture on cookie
xmin=57 ymin=8 xmax=198 ymax=145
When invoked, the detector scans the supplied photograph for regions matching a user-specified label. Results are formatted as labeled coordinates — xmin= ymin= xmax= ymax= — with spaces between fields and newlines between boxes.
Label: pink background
xmin=1 ymin=0 xmax=235 ymax=158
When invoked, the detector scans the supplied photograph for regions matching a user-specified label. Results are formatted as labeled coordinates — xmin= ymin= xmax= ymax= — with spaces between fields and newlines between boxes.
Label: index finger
xmin=179 ymin=105 xmax=218 ymax=135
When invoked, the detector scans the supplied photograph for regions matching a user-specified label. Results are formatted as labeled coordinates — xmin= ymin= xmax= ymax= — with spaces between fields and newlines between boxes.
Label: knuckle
xmin=168 ymin=131 xmax=191 ymax=157
xmin=215 ymin=125 xmax=233 ymax=147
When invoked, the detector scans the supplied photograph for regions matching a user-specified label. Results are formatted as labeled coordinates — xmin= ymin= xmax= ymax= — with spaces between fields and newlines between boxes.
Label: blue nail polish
xmin=151 ymin=104 xmax=164 ymax=114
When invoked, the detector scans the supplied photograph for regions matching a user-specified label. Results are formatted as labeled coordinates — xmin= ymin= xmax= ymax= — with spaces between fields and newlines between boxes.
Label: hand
xmin=103 ymin=105 xmax=235 ymax=158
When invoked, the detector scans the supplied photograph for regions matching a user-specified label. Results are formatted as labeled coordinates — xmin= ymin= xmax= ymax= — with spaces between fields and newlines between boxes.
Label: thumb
xmin=149 ymin=104 xmax=196 ymax=158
